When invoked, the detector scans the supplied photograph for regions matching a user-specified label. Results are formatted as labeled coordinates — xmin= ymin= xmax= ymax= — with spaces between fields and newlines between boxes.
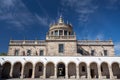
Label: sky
xmin=0 ymin=0 xmax=120 ymax=56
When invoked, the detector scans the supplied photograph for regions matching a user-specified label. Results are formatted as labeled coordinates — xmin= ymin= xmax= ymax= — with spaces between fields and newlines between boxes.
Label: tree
xmin=0 ymin=52 xmax=7 ymax=56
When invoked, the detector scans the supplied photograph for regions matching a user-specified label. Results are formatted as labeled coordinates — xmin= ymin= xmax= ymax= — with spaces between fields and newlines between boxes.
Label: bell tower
xmin=46 ymin=16 xmax=77 ymax=56
xmin=46 ymin=16 xmax=76 ymax=41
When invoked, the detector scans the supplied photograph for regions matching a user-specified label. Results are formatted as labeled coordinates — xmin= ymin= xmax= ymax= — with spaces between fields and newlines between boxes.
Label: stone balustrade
xmin=46 ymin=35 xmax=76 ymax=40
xmin=77 ymin=40 xmax=113 ymax=46
xmin=10 ymin=40 xmax=46 ymax=45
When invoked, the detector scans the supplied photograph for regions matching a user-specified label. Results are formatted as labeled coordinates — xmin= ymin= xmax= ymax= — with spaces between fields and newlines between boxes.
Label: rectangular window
xmin=14 ymin=50 xmax=19 ymax=56
xmin=59 ymin=30 xmax=63 ymax=35
xmin=104 ymin=50 xmax=107 ymax=56
xmin=91 ymin=50 xmax=94 ymax=56
xmin=59 ymin=44 xmax=64 ymax=53
xmin=55 ymin=30 xmax=58 ymax=36
xmin=64 ymin=30 xmax=67 ymax=35
xmin=27 ymin=50 xmax=31 ymax=56
xmin=40 ymin=50 xmax=44 ymax=56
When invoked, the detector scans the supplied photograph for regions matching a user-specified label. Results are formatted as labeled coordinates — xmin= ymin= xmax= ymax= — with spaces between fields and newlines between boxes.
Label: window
xmin=59 ymin=44 xmax=64 ymax=53
xmin=14 ymin=49 xmax=19 ymax=56
xmin=64 ymin=30 xmax=67 ymax=35
xmin=39 ymin=66 xmax=43 ymax=72
xmin=82 ymin=66 xmax=85 ymax=72
xmin=59 ymin=30 xmax=63 ymax=35
xmin=104 ymin=50 xmax=107 ymax=56
xmin=55 ymin=30 xmax=58 ymax=36
xmin=39 ymin=50 xmax=44 ymax=56
xmin=91 ymin=50 xmax=94 ymax=56
xmin=27 ymin=50 xmax=31 ymax=56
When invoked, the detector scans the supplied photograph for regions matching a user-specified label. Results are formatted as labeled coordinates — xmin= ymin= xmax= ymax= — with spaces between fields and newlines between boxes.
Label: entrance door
xmin=29 ymin=69 xmax=32 ymax=78
xmin=91 ymin=69 xmax=95 ymax=78
xmin=57 ymin=63 xmax=65 ymax=77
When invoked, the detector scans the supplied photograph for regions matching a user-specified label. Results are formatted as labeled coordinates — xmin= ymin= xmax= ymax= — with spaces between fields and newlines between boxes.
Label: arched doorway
xmin=35 ymin=62 xmax=44 ymax=78
xmin=57 ymin=62 xmax=65 ymax=78
xmin=12 ymin=62 xmax=22 ymax=78
xmin=90 ymin=62 xmax=98 ymax=78
xmin=1 ymin=62 xmax=11 ymax=78
xmin=79 ymin=62 xmax=87 ymax=78
xmin=68 ymin=62 xmax=76 ymax=78
xmin=46 ymin=62 xmax=54 ymax=78
xmin=24 ymin=62 xmax=33 ymax=78
xmin=101 ymin=62 xmax=110 ymax=78
xmin=112 ymin=62 xmax=120 ymax=79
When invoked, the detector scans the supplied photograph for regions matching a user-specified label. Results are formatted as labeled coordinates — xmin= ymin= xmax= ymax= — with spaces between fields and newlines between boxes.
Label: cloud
xmin=61 ymin=0 xmax=98 ymax=23
xmin=95 ymin=33 xmax=104 ymax=40
xmin=61 ymin=0 xmax=120 ymax=24
xmin=0 ymin=0 xmax=50 ymax=30
xmin=114 ymin=42 xmax=120 ymax=56
xmin=35 ymin=14 xmax=49 ymax=26
xmin=105 ymin=0 xmax=120 ymax=10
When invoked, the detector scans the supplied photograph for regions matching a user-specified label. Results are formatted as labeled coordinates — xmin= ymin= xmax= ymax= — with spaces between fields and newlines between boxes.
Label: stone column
xmin=87 ymin=66 xmax=91 ymax=79
xmin=76 ymin=66 xmax=79 ymax=79
xmin=98 ymin=65 xmax=101 ymax=79
xmin=20 ymin=65 xmax=24 ymax=79
xmin=10 ymin=65 xmax=13 ymax=78
xmin=109 ymin=65 xmax=113 ymax=79
xmin=65 ymin=66 xmax=68 ymax=79
xmin=32 ymin=65 xmax=35 ymax=78
xmin=54 ymin=65 xmax=57 ymax=79
xmin=63 ymin=30 xmax=64 ymax=36
xmin=43 ymin=66 xmax=46 ymax=79
xmin=67 ymin=31 xmax=69 ymax=36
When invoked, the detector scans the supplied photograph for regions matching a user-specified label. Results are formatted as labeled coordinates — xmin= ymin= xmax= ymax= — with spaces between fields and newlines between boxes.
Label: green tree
xmin=0 ymin=52 xmax=7 ymax=56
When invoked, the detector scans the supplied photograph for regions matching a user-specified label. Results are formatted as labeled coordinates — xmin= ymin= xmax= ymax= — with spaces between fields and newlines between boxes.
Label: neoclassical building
xmin=0 ymin=16 xmax=120 ymax=79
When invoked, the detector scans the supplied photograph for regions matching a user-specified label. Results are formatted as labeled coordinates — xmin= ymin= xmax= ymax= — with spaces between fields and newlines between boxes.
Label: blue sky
xmin=0 ymin=0 xmax=120 ymax=55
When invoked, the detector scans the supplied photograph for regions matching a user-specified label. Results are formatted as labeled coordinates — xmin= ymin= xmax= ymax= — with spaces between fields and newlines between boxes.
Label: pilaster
xmin=87 ymin=66 xmax=91 ymax=79
xmin=10 ymin=64 xmax=13 ymax=78
xmin=32 ymin=65 xmax=35 ymax=78
xmin=65 ymin=66 xmax=68 ymax=79
xmin=76 ymin=66 xmax=79 ymax=79
xmin=43 ymin=66 xmax=46 ymax=79
xmin=20 ymin=65 xmax=24 ymax=78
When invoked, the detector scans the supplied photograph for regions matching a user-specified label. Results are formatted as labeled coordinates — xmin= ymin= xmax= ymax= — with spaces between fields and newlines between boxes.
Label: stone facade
xmin=0 ymin=16 xmax=119 ymax=80
xmin=8 ymin=16 xmax=114 ymax=57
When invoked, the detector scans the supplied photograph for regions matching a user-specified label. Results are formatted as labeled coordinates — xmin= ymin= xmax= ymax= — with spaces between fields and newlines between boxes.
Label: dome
xmin=49 ymin=16 xmax=73 ymax=31
xmin=46 ymin=16 xmax=76 ymax=40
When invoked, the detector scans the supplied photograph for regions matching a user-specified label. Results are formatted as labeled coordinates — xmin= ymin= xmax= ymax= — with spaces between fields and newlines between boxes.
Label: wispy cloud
xmin=0 ymin=0 xmax=50 ymax=30
xmin=61 ymin=0 xmax=98 ymax=23
xmin=35 ymin=14 xmax=49 ymax=26
xmin=61 ymin=0 xmax=120 ymax=24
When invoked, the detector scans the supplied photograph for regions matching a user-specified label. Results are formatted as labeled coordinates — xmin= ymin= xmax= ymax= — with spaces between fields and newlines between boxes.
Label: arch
xmin=90 ymin=62 xmax=98 ymax=79
xmin=35 ymin=62 xmax=44 ymax=78
xmin=46 ymin=62 xmax=54 ymax=78
xmin=79 ymin=62 xmax=87 ymax=78
xmin=68 ymin=62 xmax=76 ymax=78
xmin=57 ymin=62 xmax=65 ymax=78
xmin=1 ymin=62 xmax=11 ymax=78
xmin=112 ymin=62 xmax=120 ymax=79
xmin=101 ymin=62 xmax=110 ymax=78
xmin=23 ymin=62 xmax=33 ymax=78
xmin=12 ymin=62 xmax=22 ymax=78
